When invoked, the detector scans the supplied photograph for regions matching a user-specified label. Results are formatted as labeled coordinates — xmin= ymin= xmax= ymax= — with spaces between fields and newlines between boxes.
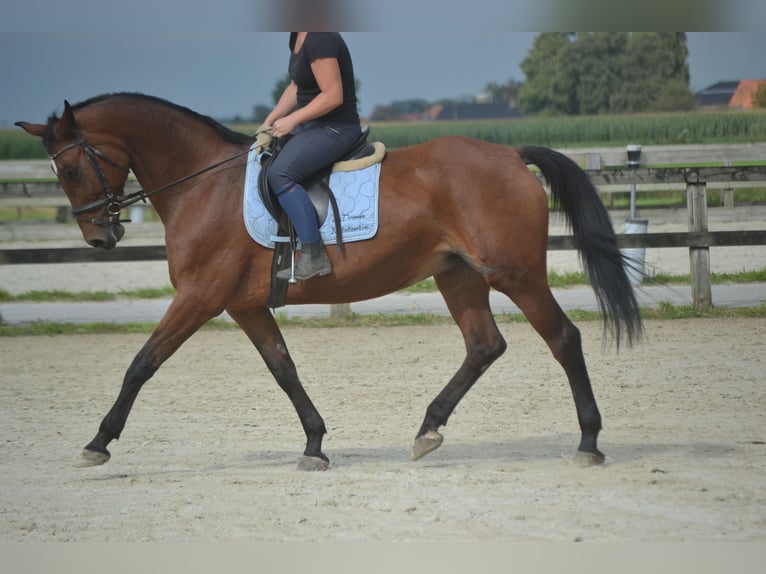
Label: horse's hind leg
xmin=413 ymin=264 xmax=507 ymax=460
xmin=498 ymin=276 xmax=605 ymax=466
xmin=227 ymin=307 xmax=329 ymax=470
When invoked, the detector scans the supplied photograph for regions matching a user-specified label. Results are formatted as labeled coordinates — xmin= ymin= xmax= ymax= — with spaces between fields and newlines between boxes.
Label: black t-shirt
xmin=288 ymin=32 xmax=360 ymax=124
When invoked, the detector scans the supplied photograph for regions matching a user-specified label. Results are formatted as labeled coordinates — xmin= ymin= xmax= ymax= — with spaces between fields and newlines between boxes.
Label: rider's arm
xmin=271 ymin=58 xmax=343 ymax=137
xmin=263 ymin=81 xmax=299 ymax=128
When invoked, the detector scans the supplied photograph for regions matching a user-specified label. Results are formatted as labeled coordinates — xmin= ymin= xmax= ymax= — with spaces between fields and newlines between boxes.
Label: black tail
xmin=520 ymin=146 xmax=643 ymax=348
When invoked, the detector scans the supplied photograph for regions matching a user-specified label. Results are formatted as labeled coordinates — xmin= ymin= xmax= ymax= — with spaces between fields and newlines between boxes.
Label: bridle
xmin=49 ymin=131 xmax=132 ymax=228
xmin=50 ymin=129 xmax=251 ymax=229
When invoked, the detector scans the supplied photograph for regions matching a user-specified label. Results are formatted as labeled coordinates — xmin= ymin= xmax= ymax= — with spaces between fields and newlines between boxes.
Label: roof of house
xmin=426 ymin=102 xmax=525 ymax=121
xmin=694 ymin=81 xmax=741 ymax=107
xmin=729 ymin=79 xmax=766 ymax=109
xmin=694 ymin=80 xmax=766 ymax=108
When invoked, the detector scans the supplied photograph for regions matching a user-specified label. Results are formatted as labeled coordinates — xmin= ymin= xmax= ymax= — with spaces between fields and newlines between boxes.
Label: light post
xmin=623 ymin=144 xmax=648 ymax=285
xmin=626 ymin=144 xmax=641 ymax=219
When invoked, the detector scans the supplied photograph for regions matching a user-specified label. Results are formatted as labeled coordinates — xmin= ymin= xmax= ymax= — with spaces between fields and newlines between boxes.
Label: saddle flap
xmin=306 ymin=181 xmax=330 ymax=225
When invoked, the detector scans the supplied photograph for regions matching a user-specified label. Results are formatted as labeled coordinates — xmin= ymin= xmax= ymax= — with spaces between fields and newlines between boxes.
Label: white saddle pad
xmin=243 ymin=144 xmax=381 ymax=249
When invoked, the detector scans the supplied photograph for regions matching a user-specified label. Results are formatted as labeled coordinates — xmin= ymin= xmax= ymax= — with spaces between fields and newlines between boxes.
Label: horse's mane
xmin=44 ymin=92 xmax=254 ymax=147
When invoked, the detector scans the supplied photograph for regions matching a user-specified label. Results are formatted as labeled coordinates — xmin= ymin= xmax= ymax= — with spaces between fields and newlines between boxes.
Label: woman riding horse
xmin=260 ymin=32 xmax=362 ymax=281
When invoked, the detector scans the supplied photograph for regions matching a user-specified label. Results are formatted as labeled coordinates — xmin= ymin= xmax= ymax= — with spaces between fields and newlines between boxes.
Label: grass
xmin=400 ymin=268 xmax=766 ymax=293
xmin=0 ymin=286 xmax=177 ymax=302
xmin=601 ymin=188 xmax=766 ymax=210
xmin=1 ymin=269 xmax=763 ymax=304
xmin=644 ymin=269 xmax=766 ymax=285
xmin=1 ymin=267 xmax=764 ymax=336
xmin=0 ymin=207 xmax=61 ymax=222
xmin=2 ymin=303 xmax=764 ymax=337
xmin=0 ymin=205 xmax=162 ymax=223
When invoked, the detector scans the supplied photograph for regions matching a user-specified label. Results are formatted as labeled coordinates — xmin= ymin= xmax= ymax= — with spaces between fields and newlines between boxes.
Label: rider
xmin=261 ymin=32 xmax=362 ymax=281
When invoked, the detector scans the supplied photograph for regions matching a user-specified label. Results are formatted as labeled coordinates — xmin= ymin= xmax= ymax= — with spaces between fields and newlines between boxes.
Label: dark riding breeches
xmin=268 ymin=121 xmax=361 ymax=243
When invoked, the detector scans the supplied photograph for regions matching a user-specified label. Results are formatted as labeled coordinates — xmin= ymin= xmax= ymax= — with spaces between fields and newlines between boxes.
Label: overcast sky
xmin=2 ymin=32 xmax=765 ymax=127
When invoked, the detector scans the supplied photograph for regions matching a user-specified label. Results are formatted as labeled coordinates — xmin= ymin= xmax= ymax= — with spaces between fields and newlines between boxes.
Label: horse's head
xmin=16 ymin=101 xmax=132 ymax=250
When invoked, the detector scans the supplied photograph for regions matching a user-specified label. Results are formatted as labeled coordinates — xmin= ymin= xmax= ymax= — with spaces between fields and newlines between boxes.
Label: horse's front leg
xmin=76 ymin=295 xmax=219 ymax=467
xmin=227 ymin=307 xmax=329 ymax=470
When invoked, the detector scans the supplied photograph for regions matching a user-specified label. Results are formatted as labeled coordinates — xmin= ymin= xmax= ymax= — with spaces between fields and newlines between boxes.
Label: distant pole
xmin=626 ymin=144 xmax=641 ymax=220
xmin=629 ymin=181 xmax=637 ymax=220
xmin=623 ymin=144 xmax=648 ymax=285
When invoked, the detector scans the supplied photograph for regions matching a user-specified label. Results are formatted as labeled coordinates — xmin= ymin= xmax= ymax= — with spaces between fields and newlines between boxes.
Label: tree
xmin=572 ymin=33 xmax=628 ymax=115
xmin=370 ymin=99 xmax=428 ymax=121
xmin=518 ymin=32 xmax=693 ymax=115
xmin=650 ymin=79 xmax=695 ymax=112
xmin=483 ymin=78 xmax=523 ymax=106
xmin=753 ymin=83 xmax=766 ymax=109
xmin=271 ymin=74 xmax=292 ymax=105
xmin=370 ymin=105 xmax=402 ymax=121
xmin=518 ymin=33 xmax=577 ymax=115
xmin=610 ymin=33 xmax=692 ymax=113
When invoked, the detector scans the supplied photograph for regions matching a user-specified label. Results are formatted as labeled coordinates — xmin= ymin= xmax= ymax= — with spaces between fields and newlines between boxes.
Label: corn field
xmin=367 ymin=110 xmax=766 ymax=149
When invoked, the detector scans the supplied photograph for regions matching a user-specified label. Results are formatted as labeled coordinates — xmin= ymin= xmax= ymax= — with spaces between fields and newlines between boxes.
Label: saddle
xmin=258 ymin=125 xmax=380 ymax=308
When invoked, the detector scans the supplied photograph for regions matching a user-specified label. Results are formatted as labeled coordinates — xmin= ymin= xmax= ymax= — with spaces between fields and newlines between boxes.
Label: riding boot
xmin=277 ymin=240 xmax=332 ymax=281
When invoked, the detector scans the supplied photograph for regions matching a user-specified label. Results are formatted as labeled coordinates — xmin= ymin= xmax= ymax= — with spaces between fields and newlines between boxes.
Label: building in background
xmin=695 ymin=79 xmax=766 ymax=109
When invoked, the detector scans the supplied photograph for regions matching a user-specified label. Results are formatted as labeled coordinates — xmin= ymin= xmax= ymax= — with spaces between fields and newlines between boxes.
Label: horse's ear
xmin=56 ymin=100 xmax=78 ymax=139
xmin=14 ymin=121 xmax=47 ymax=137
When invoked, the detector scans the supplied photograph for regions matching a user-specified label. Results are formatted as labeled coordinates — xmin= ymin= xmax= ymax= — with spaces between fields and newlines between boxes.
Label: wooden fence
xmin=2 ymin=144 xmax=766 ymax=311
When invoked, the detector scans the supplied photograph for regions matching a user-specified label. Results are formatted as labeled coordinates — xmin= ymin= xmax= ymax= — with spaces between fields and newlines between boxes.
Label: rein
xmin=51 ymin=132 xmax=251 ymax=225
xmin=78 ymin=148 xmax=251 ymax=216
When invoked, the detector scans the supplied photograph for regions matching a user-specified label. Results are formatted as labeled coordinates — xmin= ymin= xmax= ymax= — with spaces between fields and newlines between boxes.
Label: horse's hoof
xmin=75 ymin=449 xmax=110 ymax=468
xmin=573 ymin=450 xmax=605 ymax=468
xmin=297 ymin=455 xmax=330 ymax=471
xmin=412 ymin=430 xmax=444 ymax=461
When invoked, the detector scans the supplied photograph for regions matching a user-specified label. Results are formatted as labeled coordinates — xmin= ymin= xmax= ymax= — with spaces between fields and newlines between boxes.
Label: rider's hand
xmin=254 ymin=125 xmax=273 ymax=155
xmin=272 ymin=115 xmax=298 ymax=139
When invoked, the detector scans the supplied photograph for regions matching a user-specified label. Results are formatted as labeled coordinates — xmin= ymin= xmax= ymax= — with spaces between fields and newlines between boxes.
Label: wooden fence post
xmin=720 ymin=188 xmax=734 ymax=208
xmin=55 ymin=206 xmax=71 ymax=223
xmin=330 ymin=303 xmax=352 ymax=319
xmin=686 ymin=173 xmax=713 ymax=309
xmin=720 ymin=159 xmax=734 ymax=208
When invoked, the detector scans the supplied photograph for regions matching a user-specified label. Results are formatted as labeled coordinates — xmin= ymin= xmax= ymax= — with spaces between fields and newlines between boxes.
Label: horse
xmin=16 ymin=93 xmax=642 ymax=471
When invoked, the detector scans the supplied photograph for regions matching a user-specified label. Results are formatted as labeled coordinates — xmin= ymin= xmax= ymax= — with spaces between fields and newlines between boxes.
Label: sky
xmin=2 ymin=31 xmax=765 ymax=128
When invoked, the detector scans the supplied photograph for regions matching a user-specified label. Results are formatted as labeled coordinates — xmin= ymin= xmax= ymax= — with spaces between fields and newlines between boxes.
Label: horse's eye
xmin=65 ymin=167 xmax=81 ymax=181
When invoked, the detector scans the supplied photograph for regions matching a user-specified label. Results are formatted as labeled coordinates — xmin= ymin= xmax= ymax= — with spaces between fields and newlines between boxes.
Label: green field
xmin=363 ymin=110 xmax=766 ymax=149
xmin=0 ymin=128 xmax=51 ymax=159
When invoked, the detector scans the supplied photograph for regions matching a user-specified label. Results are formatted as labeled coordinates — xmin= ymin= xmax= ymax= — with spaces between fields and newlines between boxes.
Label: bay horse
xmin=16 ymin=93 xmax=642 ymax=470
